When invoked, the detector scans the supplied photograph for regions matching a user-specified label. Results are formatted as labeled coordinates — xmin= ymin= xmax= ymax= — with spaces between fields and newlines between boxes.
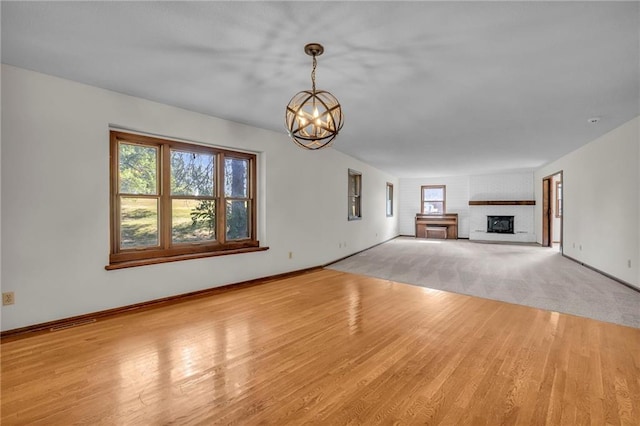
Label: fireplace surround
xmin=487 ymin=215 xmax=514 ymax=234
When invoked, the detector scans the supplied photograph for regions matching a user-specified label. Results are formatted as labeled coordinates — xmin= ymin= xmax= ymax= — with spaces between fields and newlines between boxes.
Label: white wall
xmin=0 ymin=65 xmax=399 ymax=331
xmin=398 ymin=175 xmax=470 ymax=237
xmin=534 ymin=116 xmax=639 ymax=288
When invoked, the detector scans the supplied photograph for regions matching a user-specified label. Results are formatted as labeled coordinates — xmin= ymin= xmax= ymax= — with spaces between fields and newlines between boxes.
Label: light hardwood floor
xmin=2 ymin=269 xmax=639 ymax=425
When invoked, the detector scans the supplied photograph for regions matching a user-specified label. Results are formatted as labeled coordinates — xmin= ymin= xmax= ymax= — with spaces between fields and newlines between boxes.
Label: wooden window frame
xmin=386 ymin=182 xmax=394 ymax=217
xmin=555 ymin=181 xmax=562 ymax=218
xmin=108 ymin=131 xmax=260 ymax=269
xmin=421 ymin=185 xmax=446 ymax=215
xmin=348 ymin=169 xmax=362 ymax=221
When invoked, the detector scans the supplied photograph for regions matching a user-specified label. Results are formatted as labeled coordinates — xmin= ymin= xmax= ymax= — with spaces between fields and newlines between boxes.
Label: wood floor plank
xmin=2 ymin=269 xmax=639 ymax=425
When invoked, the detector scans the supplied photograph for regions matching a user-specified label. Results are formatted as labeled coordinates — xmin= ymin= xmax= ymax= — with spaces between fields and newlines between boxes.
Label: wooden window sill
xmin=106 ymin=246 xmax=269 ymax=270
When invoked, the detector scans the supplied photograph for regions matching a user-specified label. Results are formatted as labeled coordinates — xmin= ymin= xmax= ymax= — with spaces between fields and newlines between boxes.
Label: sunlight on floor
xmin=403 ymin=239 xmax=443 ymax=245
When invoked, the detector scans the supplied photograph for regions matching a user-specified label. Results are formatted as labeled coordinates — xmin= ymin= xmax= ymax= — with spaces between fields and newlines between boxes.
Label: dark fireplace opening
xmin=487 ymin=215 xmax=514 ymax=234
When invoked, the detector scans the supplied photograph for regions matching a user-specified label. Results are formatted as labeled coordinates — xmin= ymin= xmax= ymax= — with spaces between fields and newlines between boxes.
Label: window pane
xmin=556 ymin=182 xmax=562 ymax=218
xmin=120 ymin=197 xmax=159 ymax=249
xmin=423 ymin=201 xmax=444 ymax=214
xmin=226 ymin=200 xmax=249 ymax=240
xmin=349 ymin=196 xmax=361 ymax=218
xmin=349 ymin=174 xmax=361 ymax=196
xmin=348 ymin=170 xmax=362 ymax=219
xmin=172 ymin=199 xmax=216 ymax=243
xmin=171 ymin=150 xmax=214 ymax=196
xmin=119 ymin=143 xmax=157 ymax=195
xmin=224 ymin=158 xmax=248 ymax=198
xmin=423 ymin=188 xmax=443 ymax=201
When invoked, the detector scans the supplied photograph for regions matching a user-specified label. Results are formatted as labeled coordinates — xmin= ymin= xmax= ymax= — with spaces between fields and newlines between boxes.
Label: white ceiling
xmin=2 ymin=1 xmax=638 ymax=178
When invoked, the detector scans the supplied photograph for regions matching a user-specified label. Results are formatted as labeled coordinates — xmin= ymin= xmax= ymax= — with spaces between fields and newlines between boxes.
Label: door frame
xmin=542 ymin=171 xmax=563 ymax=251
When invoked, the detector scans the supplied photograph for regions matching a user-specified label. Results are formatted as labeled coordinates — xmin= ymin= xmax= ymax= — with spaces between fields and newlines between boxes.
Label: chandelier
xmin=285 ymin=43 xmax=344 ymax=150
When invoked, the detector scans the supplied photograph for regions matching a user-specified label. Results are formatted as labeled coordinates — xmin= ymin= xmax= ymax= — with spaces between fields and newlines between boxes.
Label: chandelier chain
xmin=311 ymin=54 xmax=317 ymax=94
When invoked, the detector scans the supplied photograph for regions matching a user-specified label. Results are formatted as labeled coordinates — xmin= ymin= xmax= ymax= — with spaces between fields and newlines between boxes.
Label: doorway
xmin=542 ymin=171 xmax=563 ymax=251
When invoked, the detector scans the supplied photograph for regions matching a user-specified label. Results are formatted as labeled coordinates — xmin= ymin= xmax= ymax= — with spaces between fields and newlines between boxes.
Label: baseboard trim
xmin=470 ymin=240 xmax=539 ymax=246
xmin=399 ymin=234 xmax=470 ymax=240
xmin=1 ymin=266 xmax=323 ymax=342
xmin=563 ymin=254 xmax=640 ymax=294
xmin=323 ymin=235 xmax=399 ymax=267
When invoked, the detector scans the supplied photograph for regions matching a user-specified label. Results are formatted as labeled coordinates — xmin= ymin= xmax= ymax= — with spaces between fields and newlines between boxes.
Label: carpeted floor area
xmin=327 ymin=237 xmax=640 ymax=329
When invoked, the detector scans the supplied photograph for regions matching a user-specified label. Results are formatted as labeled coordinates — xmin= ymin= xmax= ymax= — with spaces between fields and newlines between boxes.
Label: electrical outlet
xmin=288 ymin=251 xmax=293 ymax=259
xmin=628 ymin=259 xmax=632 ymax=268
xmin=2 ymin=292 xmax=15 ymax=306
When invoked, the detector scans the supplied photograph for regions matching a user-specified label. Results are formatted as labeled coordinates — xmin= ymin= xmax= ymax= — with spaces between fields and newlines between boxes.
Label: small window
xmin=386 ymin=183 xmax=394 ymax=217
xmin=421 ymin=185 xmax=446 ymax=214
xmin=109 ymin=131 xmax=259 ymax=269
xmin=348 ymin=169 xmax=362 ymax=220
xmin=555 ymin=181 xmax=562 ymax=218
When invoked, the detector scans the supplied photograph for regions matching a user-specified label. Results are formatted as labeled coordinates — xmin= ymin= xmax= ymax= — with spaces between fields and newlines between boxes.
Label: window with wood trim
xmin=555 ymin=181 xmax=562 ymax=218
xmin=109 ymin=131 xmax=258 ymax=268
xmin=348 ymin=169 xmax=362 ymax=220
xmin=421 ymin=185 xmax=446 ymax=214
xmin=386 ymin=182 xmax=394 ymax=217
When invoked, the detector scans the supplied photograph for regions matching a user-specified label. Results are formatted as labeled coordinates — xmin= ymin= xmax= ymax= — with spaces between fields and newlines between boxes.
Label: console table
xmin=415 ymin=213 xmax=458 ymax=239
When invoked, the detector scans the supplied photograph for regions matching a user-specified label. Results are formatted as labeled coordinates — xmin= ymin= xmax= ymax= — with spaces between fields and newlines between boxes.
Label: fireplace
xmin=487 ymin=215 xmax=514 ymax=234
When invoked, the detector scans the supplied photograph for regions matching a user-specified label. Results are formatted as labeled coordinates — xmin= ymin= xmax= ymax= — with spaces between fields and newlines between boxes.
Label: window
xmin=386 ymin=183 xmax=394 ymax=217
xmin=348 ymin=169 xmax=362 ymax=220
xmin=555 ymin=181 xmax=562 ymax=218
xmin=109 ymin=131 xmax=259 ymax=269
xmin=421 ymin=185 xmax=446 ymax=214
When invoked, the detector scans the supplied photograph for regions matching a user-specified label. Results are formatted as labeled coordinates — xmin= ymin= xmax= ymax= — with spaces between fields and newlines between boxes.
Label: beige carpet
xmin=327 ymin=237 xmax=640 ymax=329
